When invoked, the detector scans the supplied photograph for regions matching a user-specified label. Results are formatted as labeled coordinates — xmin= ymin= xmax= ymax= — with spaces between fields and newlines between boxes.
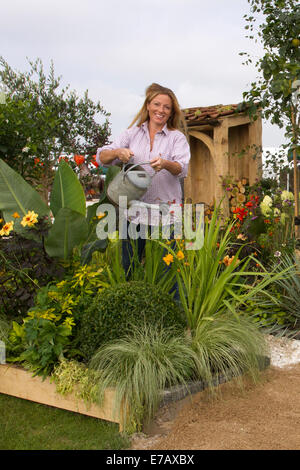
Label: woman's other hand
xmin=150 ymin=156 xmax=165 ymax=172
xmin=150 ymin=156 xmax=182 ymax=175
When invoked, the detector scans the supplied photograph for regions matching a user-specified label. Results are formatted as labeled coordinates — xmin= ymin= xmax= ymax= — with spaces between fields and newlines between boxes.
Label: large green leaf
xmin=50 ymin=159 xmax=86 ymax=217
xmin=44 ymin=207 xmax=88 ymax=260
xmin=0 ymin=158 xmax=50 ymax=226
xmin=81 ymin=239 xmax=108 ymax=265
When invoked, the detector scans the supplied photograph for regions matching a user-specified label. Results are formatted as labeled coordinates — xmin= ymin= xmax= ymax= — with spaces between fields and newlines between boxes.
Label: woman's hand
xmin=118 ymin=148 xmax=134 ymax=163
xmin=150 ymin=156 xmax=182 ymax=175
xmin=99 ymin=148 xmax=134 ymax=164
xmin=150 ymin=156 xmax=165 ymax=172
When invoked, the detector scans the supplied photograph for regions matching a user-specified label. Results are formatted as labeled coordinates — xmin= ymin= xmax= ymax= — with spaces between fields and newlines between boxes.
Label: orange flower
xmin=163 ymin=253 xmax=174 ymax=266
xmin=176 ymin=250 xmax=185 ymax=260
xmin=12 ymin=212 xmax=20 ymax=218
xmin=223 ymin=255 xmax=239 ymax=267
xmin=74 ymin=155 xmax=85 ymax=166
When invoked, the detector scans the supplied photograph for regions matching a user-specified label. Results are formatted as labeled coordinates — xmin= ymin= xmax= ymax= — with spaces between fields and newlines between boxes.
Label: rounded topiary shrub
xmin=75 ymin=281 xmax=186 ymax=362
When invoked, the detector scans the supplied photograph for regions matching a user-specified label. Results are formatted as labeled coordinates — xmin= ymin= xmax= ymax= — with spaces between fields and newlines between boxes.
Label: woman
xmin=96 ymin=83 xmax=191 ymax=289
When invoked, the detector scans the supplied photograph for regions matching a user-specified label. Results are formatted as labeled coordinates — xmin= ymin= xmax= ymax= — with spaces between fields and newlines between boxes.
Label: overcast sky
xmin=1 ymin=0 xmax=288 ymax=147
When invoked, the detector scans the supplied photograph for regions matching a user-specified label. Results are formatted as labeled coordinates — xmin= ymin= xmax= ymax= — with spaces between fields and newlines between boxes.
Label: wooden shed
xmin=182 ymin=103 xmax=262 ymax=216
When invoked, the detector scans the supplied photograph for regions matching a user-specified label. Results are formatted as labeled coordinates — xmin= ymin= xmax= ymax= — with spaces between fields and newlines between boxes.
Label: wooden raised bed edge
xmin=0 ymin=355 xmax=270 ymax=433
xmin=0 ymin=363 xmax=125 ymax=432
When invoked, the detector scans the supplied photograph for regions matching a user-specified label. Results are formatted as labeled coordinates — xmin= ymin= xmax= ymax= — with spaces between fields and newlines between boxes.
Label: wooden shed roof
xmin=182 ymin=103 xmax=247 ymax=127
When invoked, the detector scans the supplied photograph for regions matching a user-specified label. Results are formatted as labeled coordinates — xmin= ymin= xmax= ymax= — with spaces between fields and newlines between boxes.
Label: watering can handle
xmin=122 ymin=161 xmax=153 ymax=180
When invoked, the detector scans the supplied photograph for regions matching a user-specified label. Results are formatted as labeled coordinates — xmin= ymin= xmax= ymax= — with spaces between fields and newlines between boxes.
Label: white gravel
xmin=266 ymin=334 xmax=300 ymax=369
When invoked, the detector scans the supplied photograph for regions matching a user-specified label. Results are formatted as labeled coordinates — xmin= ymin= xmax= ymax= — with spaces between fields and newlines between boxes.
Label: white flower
xmin=260 ymin=195 xmax=273 ymax=216
xmin=274 ymin=251 xmax=281 ymax=257
xmin=262 ymin=195 xmax=273 ymax=207
xmin=281 ymin=190 xmax=294 ymax=202
xmin=274 ymin=208 xmax=281 ymax=217
xmin=22 ymin=146 xmax=30 ymax=153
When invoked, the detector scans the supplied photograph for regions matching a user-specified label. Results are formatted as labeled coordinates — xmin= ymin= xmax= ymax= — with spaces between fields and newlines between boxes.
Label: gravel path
xmin=130 ymin=334 xmax=300 ymax=450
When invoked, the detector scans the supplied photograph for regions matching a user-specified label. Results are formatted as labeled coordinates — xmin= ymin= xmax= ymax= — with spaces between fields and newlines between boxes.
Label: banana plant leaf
xmin=44 ymin=207 xmax=88 ymax=260
xmin=81 ymin=238 xmax=108 ymax=265
xmin=50 ymin=159 xmax=86 ymax=217
xmin=0 ymin=158 xmax=50 ymax=226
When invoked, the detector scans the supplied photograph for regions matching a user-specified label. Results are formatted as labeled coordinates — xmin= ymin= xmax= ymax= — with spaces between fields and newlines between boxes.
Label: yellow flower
xmin=176 ymin=250 xmax=185 ymax=260
xmin=0 ymin=221 xmax=14 ymax=236
xmin=12 ymin=212 xmax=20 ymax=218
xmin=21 ymin=210 xmax=38 ymax=227
xmin=0 ymin=219 xmax=3 ymax=224
xmin=163 ymin=253 xmax=174 ymax=266
xmin=97 ymin=212 xmax=106 ymax=220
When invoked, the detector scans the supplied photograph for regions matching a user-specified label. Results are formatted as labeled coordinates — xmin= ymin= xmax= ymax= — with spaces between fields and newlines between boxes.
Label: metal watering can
xmin=107 ymin=162 xmax=153 ymax=208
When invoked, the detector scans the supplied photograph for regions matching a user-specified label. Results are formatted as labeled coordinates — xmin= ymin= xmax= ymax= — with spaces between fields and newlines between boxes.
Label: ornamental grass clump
xmin=191 ymin=314 xmax=269 ymax=393
xmin=89 ymin=324 xmax=198 ymax=433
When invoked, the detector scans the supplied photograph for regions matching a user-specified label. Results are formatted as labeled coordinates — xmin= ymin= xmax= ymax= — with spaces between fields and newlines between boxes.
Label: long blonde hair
xmin=129 ymin=83 xmax=188 ymax=136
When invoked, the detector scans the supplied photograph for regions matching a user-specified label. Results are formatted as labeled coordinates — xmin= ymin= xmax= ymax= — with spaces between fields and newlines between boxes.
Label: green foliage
xmin=191 ymin=314 xmax=268 ymax=391
xmin=0 ymin=157 xmax=50 ymax=229
xmin=50 ymin=358 xmax=102 ymax=406
xmin=0 ymin=158 xmax=108 ymax=261
xmin=0 ymin=232 xmax=64 ymax=320
xmin=0 ymin=314 xmax=10 ymax=342
xmin=222 ymin=176 xmax=296 ymax=266
xmin=5 ymin=262 xmax=109 ymax=374
xmin=7 ymin=317 xmax=72 ymax=378
xmin=75 ymin=281 xmax=186 ymax=363
xmin=44 ymin=208 xmax=88 ymax=260
xmin=241 ymin=0 xmax=300 ymax=154
xmin=266 ymin=253 xmax=300 ymax=328
xmin=162 ymin=204 xmax=294 ymax=332
xmin=0 ymin=56 xmax=111 ymax=183
xmin=50 ymin=159 xmax=86 ymax=217
xmin=89 ymin=324 xmax=198 ymax=433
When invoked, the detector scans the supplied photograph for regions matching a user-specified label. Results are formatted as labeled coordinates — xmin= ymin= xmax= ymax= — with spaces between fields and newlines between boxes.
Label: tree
xmin=0 ymin=57 xmax=111 ymax=201
xmin=240 ymin=0 xmax=300 ymax=234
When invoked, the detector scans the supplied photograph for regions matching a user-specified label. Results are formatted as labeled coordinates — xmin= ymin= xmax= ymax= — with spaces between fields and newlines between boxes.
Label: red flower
xmin=233 ymin=207 xmax=248 ymax=221
xmin=90 ymin=155 xmax=99 ymax=168
xmin=74 ymin=155 xmax=85 ymax=166
xmin=245 ymin=201 xmax=253 ymax=208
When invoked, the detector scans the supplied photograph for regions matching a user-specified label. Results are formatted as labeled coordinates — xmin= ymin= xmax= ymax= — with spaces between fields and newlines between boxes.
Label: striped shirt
xmin=96 ymin=122 xmax=191 ymax=225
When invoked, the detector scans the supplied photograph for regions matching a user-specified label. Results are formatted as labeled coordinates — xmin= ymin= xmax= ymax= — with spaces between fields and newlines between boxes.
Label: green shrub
xmin=75 ymin=281 xmax=186 ymax=362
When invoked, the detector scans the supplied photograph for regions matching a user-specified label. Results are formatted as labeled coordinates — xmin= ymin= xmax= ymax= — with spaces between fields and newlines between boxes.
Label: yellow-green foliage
xmin=50 ymin=358 xmax=102 ymax=406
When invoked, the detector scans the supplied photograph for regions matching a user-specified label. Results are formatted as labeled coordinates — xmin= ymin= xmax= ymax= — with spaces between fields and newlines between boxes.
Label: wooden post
xmin=214 ymin=121 xmax=229 ymax=217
